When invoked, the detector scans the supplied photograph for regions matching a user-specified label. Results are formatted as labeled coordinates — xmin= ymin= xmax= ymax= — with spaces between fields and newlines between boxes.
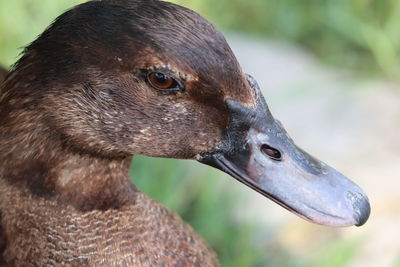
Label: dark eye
xmin=147 ymin=72 xmax=182 ymax=91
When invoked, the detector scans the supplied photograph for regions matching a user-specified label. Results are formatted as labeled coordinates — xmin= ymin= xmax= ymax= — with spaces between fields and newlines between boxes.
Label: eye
xmin=147 ymin=72 xmax=182 ymax=91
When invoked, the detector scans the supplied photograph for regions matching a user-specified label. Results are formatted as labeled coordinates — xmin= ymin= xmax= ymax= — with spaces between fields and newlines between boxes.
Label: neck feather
xmin=0 ymin=89 xmax=137 ymax=211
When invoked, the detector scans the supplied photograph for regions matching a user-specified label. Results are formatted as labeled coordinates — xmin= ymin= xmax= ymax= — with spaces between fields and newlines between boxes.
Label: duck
xmin=0 ymin=0 xmax=370 ymax=265
xmin=0 ymin=66 xmax=6 ymax=83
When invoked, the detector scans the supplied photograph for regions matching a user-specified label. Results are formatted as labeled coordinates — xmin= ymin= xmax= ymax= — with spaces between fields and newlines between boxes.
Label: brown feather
xmin=0 ymin=67 xmax=6 ymax=83
xmin=0 ymin=0 xmax=258 ymax=265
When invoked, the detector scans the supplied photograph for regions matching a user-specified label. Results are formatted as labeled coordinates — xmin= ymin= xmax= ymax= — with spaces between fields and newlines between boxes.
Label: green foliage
xmin=0 ymin=0 xmax=85 ymax=67
xmin=310 ymin=238 xmax=360 ymax=267
xmin=392 ymin=254 xmax=400 ymax=267
xmin=172 ymin=0 xmax=400 ymax=79
xmin=2 ymin=0 xmax=399 ymax=78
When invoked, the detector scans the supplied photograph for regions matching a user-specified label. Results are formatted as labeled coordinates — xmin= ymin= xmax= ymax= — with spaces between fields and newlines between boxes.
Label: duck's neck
xmin=0 ymin=105 xmax=137 ymax=211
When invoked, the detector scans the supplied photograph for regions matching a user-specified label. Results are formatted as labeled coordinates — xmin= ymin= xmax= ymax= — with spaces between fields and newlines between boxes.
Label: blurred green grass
xmin=0 ymin=1 xmax=375 ymax=266
xmin=0 ymin=0 xmax=82 ymax=66
xmin=2 ymin=0 xmax=400 ymax=79
xmin=172 ymin=0 xmax=400 ymax=79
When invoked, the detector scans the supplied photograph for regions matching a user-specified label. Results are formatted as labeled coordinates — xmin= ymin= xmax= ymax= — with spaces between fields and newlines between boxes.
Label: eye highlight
xmin=147 ymin=72 xmax=183 ymax=92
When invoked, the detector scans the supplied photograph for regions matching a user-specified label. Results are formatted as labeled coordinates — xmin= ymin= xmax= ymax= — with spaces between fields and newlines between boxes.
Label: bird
xmin=0 ymin=66 xmax=7 ymax=83
xmin=0 ymin=0 xmax=370 ymax=265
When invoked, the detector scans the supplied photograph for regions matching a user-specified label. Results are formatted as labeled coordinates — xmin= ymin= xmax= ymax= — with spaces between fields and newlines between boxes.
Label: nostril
xmin=261 ymin=144 xmax=282 ymax=161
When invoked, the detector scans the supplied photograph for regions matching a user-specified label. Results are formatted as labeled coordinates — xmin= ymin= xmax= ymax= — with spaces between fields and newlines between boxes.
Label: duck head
xmin=10 ymin=0 xmax=369 ymax=226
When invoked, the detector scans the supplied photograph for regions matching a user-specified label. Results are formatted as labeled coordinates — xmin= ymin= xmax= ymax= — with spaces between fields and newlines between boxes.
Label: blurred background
xmin=1 ymin=0 xmax=399 ymax=266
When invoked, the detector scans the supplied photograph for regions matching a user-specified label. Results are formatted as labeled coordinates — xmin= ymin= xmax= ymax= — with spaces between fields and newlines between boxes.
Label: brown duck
xmin=0 ymin=0 xmax=370 ymax=265
xmin=0 ymin=67 xmax=6 ymax=83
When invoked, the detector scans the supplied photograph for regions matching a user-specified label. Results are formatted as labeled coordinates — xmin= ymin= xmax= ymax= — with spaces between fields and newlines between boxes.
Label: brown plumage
xmin=0 ymin=67 xmax=6 ymax=83
xmin=0 ymin=0 xmax=252 ymax=265
xmin=0 ymin=0 xmax=371 ymax=265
